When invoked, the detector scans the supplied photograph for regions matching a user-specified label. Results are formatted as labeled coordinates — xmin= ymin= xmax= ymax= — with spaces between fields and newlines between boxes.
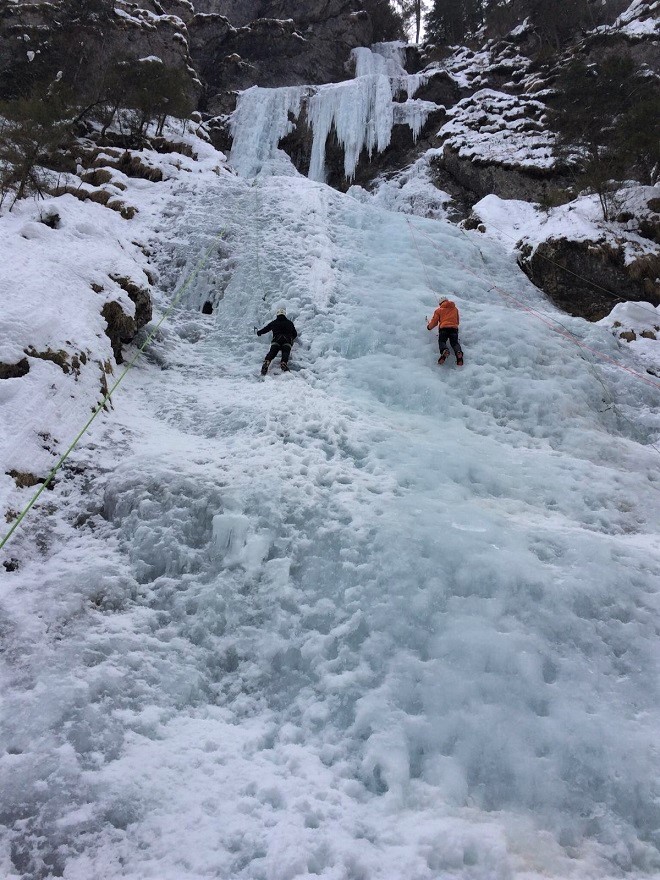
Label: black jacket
xmin=257 ymin=315 xmax=298 ymax=345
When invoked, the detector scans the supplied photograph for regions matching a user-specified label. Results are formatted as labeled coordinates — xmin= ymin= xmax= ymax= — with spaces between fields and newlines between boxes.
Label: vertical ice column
xmin=230 ymin=85 xmax=307 ymax=177
xmin=353 ymin=43 xmax=428 ymax=99
xmin=308 ymin=74 xmax=394 ymax=182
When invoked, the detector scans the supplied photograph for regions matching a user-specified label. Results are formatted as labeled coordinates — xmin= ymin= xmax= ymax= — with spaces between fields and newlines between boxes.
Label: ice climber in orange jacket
xmin=427 ymin=297 xmax=463 ymax=366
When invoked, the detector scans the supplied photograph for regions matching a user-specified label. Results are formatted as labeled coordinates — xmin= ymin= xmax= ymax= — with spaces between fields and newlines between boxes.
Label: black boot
xmin=261 ymin=359 xmax=271 ymax=375
xmin=280 ymin=361 xmax=289 ymax=372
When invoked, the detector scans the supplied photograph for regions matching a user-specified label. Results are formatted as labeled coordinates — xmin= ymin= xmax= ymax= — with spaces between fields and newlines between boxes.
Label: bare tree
xmin=393 ymin=0 xmax=427 ymax=43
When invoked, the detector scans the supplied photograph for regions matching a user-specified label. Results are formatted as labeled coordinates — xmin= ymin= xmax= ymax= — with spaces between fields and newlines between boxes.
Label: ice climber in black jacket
xmin=257 ymin=309 xmax=298 ymax=374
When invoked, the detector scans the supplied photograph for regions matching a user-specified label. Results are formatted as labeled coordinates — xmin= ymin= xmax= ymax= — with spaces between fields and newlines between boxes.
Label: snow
xmin=442 ymin=47 xmax=496 ymax=90
xmin=440 ymin=89 xmax=557 ymax=170
xmin=2 ymin=100 xmax=660 ymax=880
xmin=348 ymin=148 xmax=452 ymax=220
xmin=598 ymin=301 xmax=660 ymax=373
xmin=473 ymin=189 xmax=660 ymax=266
xmin=593 ymin=0 xmax=660 ymax=37
xmin=0 ymin=195 xmax=149 ymax=482
xmin=510 ymin=18 xmax=532 ymax=37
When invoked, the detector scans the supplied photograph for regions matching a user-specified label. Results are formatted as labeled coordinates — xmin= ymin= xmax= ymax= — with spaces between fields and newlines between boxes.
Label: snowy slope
xmin=2 ymin=134 xmax=660 ymax=879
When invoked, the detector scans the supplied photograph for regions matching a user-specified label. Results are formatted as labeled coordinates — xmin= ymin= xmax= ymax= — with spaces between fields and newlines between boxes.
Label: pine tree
xmin=394 ymin=0 xmax=427 ymax=43
xmin=425 ymin=0 xmax=483 ymax=43
xmin=553 ymin=53 xmax=660 ymax=217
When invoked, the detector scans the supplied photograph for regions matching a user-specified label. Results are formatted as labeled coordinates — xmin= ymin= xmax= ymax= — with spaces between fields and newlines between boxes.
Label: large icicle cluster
xmin=308 ymin=75 xmax=394 ymax=181
xmin=352 ymin=43 xmax=427 ymax=99
xmin=230 ymin=43 xmax=437 ymax=182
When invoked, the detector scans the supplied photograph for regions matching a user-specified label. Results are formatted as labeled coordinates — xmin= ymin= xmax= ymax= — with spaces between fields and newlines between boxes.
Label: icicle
xmin=230 ymin=42 xmax=435 ymax=182
xmin=230 ymin=85 xmax=307 ymax=177
xmin=308 ymin=75 xmax=393 ymax=182
xmin=355 ymin=43 xmax=429 ymax=99
xmin=393 ymin=100 xmax=438 ymax=141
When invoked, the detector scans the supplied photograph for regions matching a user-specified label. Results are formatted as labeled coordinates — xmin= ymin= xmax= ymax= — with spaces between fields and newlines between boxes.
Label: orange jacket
xmin=427 ymin=300 xmax=459 ymax=330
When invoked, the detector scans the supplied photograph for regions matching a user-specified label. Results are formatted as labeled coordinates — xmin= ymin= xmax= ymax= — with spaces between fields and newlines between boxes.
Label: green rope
xmin=252 ymin=177 xmax=269 ymax=303
xmin=0 ymin=227 xmax=226 ymax=553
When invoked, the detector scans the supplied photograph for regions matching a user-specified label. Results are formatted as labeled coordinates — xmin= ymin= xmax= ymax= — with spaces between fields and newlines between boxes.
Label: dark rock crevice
xmin=0 ymin=359 xmax=30 ymax=380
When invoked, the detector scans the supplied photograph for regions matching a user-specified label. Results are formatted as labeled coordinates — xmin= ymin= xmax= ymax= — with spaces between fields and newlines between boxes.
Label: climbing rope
xmin=407 ymin=213 xmax=436 ymax=293
xmin=406 ymin=217 xmax=660 ymax=392
xmin=406 ymin=216 xmax=660 ymax=466
xmin=252 ymin=177 xmax=269 ymax=303
xmin=0 ymin=227 xmax=227 ymax=553
xmin=459 ymin=212 xmax=660 ymax=322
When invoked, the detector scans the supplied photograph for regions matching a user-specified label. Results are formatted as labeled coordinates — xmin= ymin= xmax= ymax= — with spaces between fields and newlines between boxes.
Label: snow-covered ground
xmin=2 ymin=114 xmax=660 ymax=880
xmin=474 ymin=188 xmax=660 ymax=266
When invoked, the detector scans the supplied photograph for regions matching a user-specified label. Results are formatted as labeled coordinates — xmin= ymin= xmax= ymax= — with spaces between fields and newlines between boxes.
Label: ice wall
xmin=229 ymin=85 xmax=308 ymax=178
xmin=229 ymin=43 xmax=436 ymax=183
xmin=354 ymin=43 xmax=428 ymax=99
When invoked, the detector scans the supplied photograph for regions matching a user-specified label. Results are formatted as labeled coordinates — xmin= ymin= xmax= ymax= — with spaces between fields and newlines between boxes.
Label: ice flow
xmin=2 ymin=102 xmax=660 ymax=880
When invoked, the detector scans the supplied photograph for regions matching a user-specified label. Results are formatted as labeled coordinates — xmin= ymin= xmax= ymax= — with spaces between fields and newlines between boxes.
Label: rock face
xmin=101 ymin=276 xmax=153 ymax=363
xmin=190 ymin=1 xmax=373 ymax=115
xmin=0 ymin=0 xmax=201 ymax=104
xmin=519 ymin=239 xmax=660 ymax=321
xmin=440 ymin=145 xmax=568 ymax=204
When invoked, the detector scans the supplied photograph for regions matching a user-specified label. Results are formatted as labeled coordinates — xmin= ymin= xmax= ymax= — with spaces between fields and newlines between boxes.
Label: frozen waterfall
xmin=308 ymin=74 xmax=394 ymax=181
xmin=229 ymin=84 xmax=309 ymax=178
xmin=353 ymin=43 xmax=428 ymax=99
xmin=229 ymin=43 xmax=436 ymax=181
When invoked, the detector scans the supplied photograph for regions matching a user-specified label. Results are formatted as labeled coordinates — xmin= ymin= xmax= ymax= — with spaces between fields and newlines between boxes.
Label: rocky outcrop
xmin=102 ymin=302 xmax=138 ymax=364
xmin=0 ymin=358 xmax=30 ymax=380
xmin=110 ymin=275 xmax=153 ymax=330
xmin=518 ymin=238 xmax=660 ymax=321
xmin=440 ymin=144 xmax=570 ymax=204
xmin=98 ymin=276 xmax=152 ymax=364
xmin=189 ymin=1 xmax=373 ymax=114
xmin=0 ymin=0 xmax=200 ymax=103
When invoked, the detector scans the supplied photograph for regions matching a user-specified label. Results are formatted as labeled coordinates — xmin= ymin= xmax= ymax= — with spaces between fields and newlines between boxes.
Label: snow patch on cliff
xmin=473 ymin=188 xmax=660 ymax=265
xmin=439 ymin=89 xmax=557 ymax=170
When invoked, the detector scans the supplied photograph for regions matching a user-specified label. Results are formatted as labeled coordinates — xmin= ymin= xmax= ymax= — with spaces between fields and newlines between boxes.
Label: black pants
xmin=438 ymin=328 xmax=462 ymax=356
xmin=265 ymin=342 xmax=292 ymax=364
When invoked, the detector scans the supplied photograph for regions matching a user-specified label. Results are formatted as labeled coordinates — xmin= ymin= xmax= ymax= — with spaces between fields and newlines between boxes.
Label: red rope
xmin=407 ymin=219 xmax=660 ymax=392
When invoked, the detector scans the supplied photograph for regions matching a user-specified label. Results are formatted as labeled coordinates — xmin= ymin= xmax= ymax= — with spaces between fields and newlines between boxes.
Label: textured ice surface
xmin=308 ymin=74 xmax=394 ymax=181
xmin=229 ymin=85 xmax=308 ymax=178
xmin=353 ymin=43 xmax=428 ymax=99
xmin=1 ymin=152 xmax=660 ymax=879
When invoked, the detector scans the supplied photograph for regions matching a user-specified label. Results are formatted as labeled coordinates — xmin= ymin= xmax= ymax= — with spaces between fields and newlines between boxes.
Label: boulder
xmin=102 ymin=302 xmax=136 ymax=364
xmin=0 ymin=358 xmax=30 ymax=380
